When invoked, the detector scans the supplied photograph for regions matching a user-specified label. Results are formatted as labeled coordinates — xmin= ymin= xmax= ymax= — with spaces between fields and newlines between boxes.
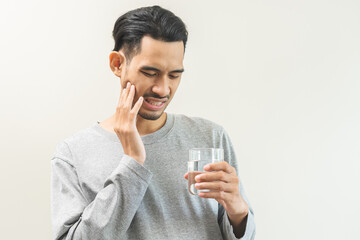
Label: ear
xmin=109 ymin=51 xmax=126 ymax=78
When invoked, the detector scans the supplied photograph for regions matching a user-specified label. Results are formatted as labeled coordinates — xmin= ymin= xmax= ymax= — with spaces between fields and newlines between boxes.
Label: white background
xmin=0 ymin=0 xmax=359 ymax=239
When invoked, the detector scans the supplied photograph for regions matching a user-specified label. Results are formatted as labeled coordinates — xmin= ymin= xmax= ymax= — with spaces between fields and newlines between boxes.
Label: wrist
xmin=227 ymin=199 xmax=249 ymax=225
xmin=227 ymin=205 xmax=249 ymax=239
xmin=228 ymin=206 xmax=248 ymax=223
xmin=132 ymin=156 xmax=145 ymax=165
xmin=125 ymin=152 xmax=145 ymax=165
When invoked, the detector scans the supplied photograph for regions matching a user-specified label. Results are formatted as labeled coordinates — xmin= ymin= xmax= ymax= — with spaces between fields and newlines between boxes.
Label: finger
xmin=118 ymin=83 xmax=130 ymax=109
xmin=123 ymin=81 xmax=130 ymax=90
xmin=195 ymin=171 xmax=232 ymax=183
xmin=117 ymin=90 xmax=122 ymax=109
xmin=198 ymin=190 xmax=230 ymax=201
xmin=125 ymin=84 xmax=135 ymax=109
xmin=184 ymin=172 xmax=189 ymax=180
xmin=217 ymin=199 xmax=225 ymax=206
xmin=130 ymin=96 xmax=143 ymax=116
xmin=204 ymin=161 xmax=234 ymax=174
xmin=195 ymin=181 xmax=233 ymax=192
xmin=117 ymin=87 xmax=126 ymax=109
xmin=123 ymin=82 xmax=131 ymax=104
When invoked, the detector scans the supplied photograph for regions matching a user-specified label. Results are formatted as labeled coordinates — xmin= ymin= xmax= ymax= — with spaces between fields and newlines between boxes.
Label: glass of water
xmin=188 ymin=148 xmax=224 ymax=195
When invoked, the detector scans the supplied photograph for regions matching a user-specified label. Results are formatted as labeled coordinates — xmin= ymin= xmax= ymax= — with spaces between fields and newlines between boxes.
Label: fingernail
xmin=204 ymin=164 xmax=210 ymax=171
xmin=195 ymin=175 xmax=201 ymax=181
xmin=195 ymin=183 xmax=200 ymax=189
xmin=126 ymin=82 xmax=130 ymax=88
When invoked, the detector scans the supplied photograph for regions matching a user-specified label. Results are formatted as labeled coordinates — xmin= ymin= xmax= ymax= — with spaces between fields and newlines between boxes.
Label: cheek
xmin=132 ymin=80 xmax=147 ymax=97
xmin=121 ymin=72 xmax=141 ymax=88
xmin=170 ymin=81 xmax=180 ymax=93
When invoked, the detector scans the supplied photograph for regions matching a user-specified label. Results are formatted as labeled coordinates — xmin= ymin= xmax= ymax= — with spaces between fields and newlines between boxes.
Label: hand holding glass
xmin=187 ymin=148 xmax=224 ymax=195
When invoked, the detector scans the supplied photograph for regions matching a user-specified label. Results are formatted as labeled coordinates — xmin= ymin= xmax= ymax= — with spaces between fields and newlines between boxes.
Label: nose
xmin=151 ymin=75 xmax=170 ymax=98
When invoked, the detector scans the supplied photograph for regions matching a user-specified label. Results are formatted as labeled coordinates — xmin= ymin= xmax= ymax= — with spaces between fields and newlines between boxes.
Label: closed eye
xmin=141 ymin=70 xmax=180 ymax=79
xmin=169 ymin=75 xmax=179 ymax=79
xmin=141 ymin=71 xmax=157 ymax=77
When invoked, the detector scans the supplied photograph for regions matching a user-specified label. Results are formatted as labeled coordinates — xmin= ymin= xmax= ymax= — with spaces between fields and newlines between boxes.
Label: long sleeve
xmin=51 ymin=141 xmax=152 ymax=240
xmin=218 ymin=129 xmax=256 ymax=240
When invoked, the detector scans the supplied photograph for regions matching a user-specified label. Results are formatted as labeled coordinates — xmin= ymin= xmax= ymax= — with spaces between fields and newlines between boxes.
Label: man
xmin=51 ymin=5 xmax=255 ymax=240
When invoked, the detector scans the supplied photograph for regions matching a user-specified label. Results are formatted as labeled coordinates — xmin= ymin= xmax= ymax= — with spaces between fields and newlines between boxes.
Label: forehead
xmin=130 ymin=35 xmax=184 ymax=71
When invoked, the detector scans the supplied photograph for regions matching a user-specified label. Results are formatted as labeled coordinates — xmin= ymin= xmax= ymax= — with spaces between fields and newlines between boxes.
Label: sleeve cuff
xmin=222 ymin=209 xmax=256 ymax=240
xmin=110 ymin=154 xmax=153 ymax=183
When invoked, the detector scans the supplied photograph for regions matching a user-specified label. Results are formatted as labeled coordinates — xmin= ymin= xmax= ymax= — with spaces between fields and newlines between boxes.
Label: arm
xmin=218 ymin=129 xmax=256 ymax=239
xmin=52 ymin=83 xmax=147 ymax=239
xmin=188 ymin=128 xmax=255 ymax=239
xmin=51 ymin=142 xmax=152 ymax=240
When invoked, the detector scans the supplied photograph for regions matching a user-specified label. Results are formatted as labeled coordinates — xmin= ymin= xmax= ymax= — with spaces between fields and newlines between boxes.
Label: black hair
xmin=112 ymin=5 xmax=188 ymax=63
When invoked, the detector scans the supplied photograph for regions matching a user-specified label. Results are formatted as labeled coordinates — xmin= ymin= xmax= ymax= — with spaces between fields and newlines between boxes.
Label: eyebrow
xmin=140 ymin=66 xmax=185 ymax=74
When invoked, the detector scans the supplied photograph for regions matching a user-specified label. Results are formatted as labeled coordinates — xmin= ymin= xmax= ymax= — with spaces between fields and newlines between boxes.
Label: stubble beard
xmin=138 ymin=109 xmax=164 ymax=121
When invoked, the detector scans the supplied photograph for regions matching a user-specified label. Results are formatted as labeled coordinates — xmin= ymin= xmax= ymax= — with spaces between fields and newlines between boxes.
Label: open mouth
xmin=145 ymin=99 xmax=164 ymax=105
xmin=143 ymin=98 xmax=166 ymax=110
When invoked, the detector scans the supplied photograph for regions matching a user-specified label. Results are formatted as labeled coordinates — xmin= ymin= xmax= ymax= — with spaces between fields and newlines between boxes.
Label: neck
xmin=107 ymin=112 xmax=167 ymax=136
xmin=136 ymin=112 xmax=167 ymax=136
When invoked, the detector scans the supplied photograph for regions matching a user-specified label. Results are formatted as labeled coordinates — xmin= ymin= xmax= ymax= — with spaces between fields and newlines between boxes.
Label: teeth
xmin=147 ymin=100 xmax=163 ymax=106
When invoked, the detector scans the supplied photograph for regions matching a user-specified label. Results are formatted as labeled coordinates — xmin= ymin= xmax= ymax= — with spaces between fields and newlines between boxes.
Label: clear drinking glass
xmin=188 ymin=148 xmax=224 ymax=195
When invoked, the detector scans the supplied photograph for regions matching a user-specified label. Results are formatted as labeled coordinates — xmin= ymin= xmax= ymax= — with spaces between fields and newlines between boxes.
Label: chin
xmin=138 ymin=111 xmax=164 ymax=121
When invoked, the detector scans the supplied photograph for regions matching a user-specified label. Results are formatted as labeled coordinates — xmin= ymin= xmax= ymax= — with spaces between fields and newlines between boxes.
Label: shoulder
xmin=52 ymin=124 xmax=99 ymax=163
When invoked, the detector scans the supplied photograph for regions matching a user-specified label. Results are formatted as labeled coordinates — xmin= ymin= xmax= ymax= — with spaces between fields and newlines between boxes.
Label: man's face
xmin=119 ymin=36 xmax=184 ymax=121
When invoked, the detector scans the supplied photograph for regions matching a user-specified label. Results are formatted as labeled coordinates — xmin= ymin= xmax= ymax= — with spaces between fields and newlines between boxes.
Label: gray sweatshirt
xmin=51 ymin=113 xmax=256 ymax=239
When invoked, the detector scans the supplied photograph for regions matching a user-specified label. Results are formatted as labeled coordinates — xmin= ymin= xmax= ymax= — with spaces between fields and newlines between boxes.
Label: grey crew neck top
xmin=51 ymin=112 xmax=255 ymax=240
xmin=94 ymin=112 xmax=175 ymax=145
